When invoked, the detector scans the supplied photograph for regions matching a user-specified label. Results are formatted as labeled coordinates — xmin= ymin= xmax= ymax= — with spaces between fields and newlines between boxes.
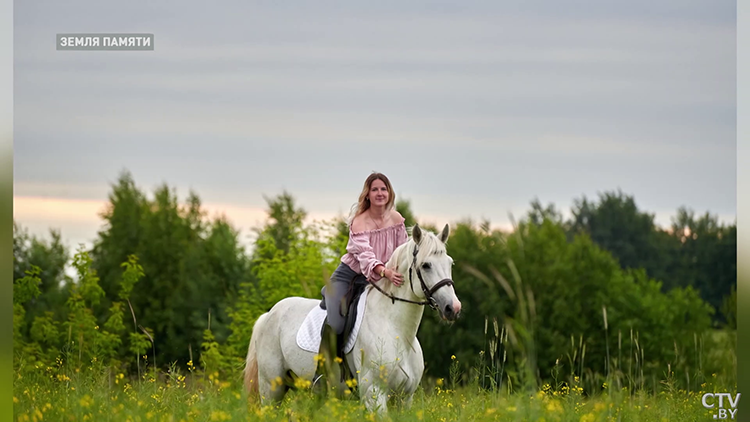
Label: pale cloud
xmin=13 ymin=196 xmax=309 ymax=250
xmin=12 ymin=100 xmax=731 ymax=166
xmin=14 ymin=197 xmax=107 ymax=252
xmin=15 ymin=181 xmax=112 ymax=201
xmin=15 ymin=197 xmax=107 ymax=223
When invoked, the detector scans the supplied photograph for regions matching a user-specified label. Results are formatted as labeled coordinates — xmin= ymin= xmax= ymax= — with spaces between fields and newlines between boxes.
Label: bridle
xmin=369 ymin=242 xmax=455 ymax=311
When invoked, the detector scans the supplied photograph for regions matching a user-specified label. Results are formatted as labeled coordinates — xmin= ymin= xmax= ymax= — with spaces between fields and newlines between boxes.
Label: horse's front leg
xmin=402 ymin=393 xmax=414 ymax=410
xmin=359 ymin=372 xmax=389 ymax=414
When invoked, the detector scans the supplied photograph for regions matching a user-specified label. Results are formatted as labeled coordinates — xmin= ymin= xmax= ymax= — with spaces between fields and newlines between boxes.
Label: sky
xmin=13 ymin=0 xmax=736 ymax=252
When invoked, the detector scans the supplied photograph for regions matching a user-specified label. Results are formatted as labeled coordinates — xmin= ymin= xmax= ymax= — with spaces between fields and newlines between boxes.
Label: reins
xmin=369 ymin=242 xmax=454 ymax=311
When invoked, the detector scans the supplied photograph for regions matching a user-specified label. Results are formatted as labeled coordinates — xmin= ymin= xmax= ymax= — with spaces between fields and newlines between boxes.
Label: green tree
xmin=416 ymin=219 xmax=511 ymax=381
xmin=90 ymin=171 xmax=251 ymax=370
xmin=396 ymin=197 xmax=418 ymax=228
xmin=13 ymin=222 xmax=72 ymax=331
xmin=91 ymin=171 xmax=149 ymax=303
xmin=226 ymin=192 xmax=338 ymax=360
xmin=13 ymin=265 xmax=43 ymax=367
xmin=528 ymin=198 xmax=564 ymax=227
xmin=417 ymin=209 xmax=714 ymax=392
xmin=669 ymin=207 xmax=736 ymax=322
xmin=564 ymin=191 xmax=736 ymax=326
xmin=253 ymin=191 xmax=307 ymax=259
xmin=721 ymin=285 xmax=736 ymax=329
xmin=567 ymin=190 xmax=670 ymax=282
xmin=63 ymin=248 xmax=124 ymax=369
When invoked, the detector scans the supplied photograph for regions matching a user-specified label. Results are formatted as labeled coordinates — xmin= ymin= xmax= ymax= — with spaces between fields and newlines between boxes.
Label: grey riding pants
xmin=322 ymin=262 xmax=363 ymax=335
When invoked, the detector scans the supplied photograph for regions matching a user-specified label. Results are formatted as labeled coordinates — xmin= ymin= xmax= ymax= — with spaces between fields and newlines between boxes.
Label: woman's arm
xmin=347 ymin=233 xmax=385 ymax=281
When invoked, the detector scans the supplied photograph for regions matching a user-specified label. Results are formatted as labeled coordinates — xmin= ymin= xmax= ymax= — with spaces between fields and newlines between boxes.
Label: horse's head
xmin=403 ymin=224 xmax=462 ymax=322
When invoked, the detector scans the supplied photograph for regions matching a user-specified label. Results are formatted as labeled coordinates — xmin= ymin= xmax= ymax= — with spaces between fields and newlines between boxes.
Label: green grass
xmin=13 ymin=357 xmax=733 ymax=422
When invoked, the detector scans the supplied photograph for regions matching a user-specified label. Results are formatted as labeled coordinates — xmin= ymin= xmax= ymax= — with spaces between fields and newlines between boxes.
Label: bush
xmin=418 ymin=216 xmax=716 ymax=393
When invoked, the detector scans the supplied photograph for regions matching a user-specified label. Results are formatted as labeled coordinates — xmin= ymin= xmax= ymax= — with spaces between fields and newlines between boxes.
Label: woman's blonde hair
xmin=348 ymin=172 xmax=396 ymax=222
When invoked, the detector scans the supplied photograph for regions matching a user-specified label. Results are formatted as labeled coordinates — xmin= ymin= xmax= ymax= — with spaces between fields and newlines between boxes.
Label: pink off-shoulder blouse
xmin=341 ymin=216 xmax=408 ymax=282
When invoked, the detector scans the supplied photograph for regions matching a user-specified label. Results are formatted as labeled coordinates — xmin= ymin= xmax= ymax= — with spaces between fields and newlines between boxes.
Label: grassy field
xmin=13 ymin=356 xmax=733 ymax=422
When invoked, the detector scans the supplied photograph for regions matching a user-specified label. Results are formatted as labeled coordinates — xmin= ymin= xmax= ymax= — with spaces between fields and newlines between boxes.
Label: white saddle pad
xmin=296 ymin=287 xmax=369 ymax=354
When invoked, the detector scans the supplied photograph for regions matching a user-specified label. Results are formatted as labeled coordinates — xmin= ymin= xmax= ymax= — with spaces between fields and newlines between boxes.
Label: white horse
xmin=243 ymin=224 xmax=461 ymax=413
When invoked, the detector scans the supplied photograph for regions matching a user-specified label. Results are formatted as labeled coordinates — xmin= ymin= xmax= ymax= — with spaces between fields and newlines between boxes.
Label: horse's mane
xmin=379 ymin=227 xmax=447 ymax=295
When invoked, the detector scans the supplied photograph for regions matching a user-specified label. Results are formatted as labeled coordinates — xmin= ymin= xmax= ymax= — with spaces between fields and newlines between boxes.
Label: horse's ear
xmin=412 ymin=224 xmax=422 ymax=244
xmin=439 ymin=224 xmax=450 ymax=243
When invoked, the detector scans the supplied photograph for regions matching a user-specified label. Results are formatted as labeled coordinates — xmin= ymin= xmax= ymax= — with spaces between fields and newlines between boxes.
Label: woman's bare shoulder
xmin=351 ymin=213 xmax=372 ymax=233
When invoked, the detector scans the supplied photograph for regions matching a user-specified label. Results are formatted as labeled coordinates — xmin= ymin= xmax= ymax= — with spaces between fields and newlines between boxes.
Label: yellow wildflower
xmin=210 ymin=410 xmax=231 ymax=421
xmin=79 ymin=395 xmax=93 ymax=408
xmin=294 ymin=377 xmax=312 ymax=389
xmin=546 ymin=400 xmax=563 ymax=413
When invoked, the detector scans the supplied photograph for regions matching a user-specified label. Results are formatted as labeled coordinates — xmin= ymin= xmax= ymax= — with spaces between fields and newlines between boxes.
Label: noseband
xmin=369 ymin=243 xmax=455 ymax=311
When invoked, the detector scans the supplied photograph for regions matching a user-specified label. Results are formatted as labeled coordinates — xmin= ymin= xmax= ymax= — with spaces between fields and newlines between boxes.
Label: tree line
xmin=13 ymin=171 xmax=736 ymax=392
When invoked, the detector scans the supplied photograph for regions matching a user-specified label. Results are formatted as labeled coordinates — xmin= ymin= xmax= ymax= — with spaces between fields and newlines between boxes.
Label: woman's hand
xmin=386 ymin=268 xmax=404 ymax=287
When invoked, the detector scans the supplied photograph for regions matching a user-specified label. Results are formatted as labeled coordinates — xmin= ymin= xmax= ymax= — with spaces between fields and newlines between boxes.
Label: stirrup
xmin=311 ymin=374 xmax=325 ymax=391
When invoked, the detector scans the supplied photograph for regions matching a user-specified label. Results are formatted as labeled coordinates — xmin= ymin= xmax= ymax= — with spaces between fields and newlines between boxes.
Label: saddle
xmin=319 ymin=273 xmax=369 ymax=348
xmin=318 ymin=274 xmax=369 ymax=385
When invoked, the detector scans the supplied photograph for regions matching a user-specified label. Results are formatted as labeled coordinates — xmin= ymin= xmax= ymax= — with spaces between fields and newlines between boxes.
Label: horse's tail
xmin=244 ymin=313 xmax=267 ymax=399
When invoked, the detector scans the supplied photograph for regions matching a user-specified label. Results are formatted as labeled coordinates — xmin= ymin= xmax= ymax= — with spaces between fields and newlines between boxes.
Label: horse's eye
xmin=422 ymin=262 xmax=431 ymax=269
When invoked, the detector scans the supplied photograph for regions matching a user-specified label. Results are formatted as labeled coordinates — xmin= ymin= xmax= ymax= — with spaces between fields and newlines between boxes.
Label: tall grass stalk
xmin=603 ymin=306 xmax=610 ymax=383
xmin=127 ymin=299 xmax=141 ymax=380
xmin=139 ymin=325 xmax=156 ymax=380
xmin=629 ymin=328 xmax=633 ymax=395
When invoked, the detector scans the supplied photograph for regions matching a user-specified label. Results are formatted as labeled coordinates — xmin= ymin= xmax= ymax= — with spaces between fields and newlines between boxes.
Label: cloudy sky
xmin=14 ymin=0 xmax=736 ymax=251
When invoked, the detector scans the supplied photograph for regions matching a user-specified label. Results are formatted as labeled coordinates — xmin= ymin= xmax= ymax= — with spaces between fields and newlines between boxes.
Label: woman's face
xmin=368 ymin=179 xmax=389 ymax=207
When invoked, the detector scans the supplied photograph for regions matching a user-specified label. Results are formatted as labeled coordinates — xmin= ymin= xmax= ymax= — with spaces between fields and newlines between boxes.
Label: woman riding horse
xmin=244 ymin=212 xmax=461 ymax=413
xmin=243 ymin=172 xmax=461 ymax=413
xmin=320 ymin=172 xmax=407 ymax=383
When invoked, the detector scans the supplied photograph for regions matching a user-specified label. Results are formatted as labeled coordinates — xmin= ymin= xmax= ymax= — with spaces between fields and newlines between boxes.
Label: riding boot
xmin=316 ymin=322 xmax=345 ymax=397
xmin=335 ymin=331 xmax=348 ymax=382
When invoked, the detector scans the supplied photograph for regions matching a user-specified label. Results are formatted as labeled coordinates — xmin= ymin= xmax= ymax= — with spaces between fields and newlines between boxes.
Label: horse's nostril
xmin=445 ymin=304 xmax=453 ymax=316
